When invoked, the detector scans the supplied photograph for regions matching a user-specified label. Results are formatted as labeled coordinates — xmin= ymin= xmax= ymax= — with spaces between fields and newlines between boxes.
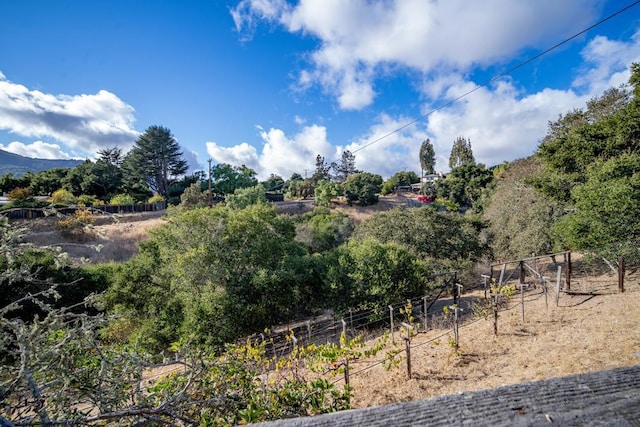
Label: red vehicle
xmin=416 ymin=194 xmax=434 ymax=203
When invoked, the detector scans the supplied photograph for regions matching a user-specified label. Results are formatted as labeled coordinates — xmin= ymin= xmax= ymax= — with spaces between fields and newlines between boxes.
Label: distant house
xmin=421 ymin=173 xmax=442 ymax=183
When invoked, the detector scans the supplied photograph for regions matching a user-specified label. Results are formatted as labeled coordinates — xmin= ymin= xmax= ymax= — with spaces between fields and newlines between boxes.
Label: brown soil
xmin=347 ymin=286 xmax=640 ymax=408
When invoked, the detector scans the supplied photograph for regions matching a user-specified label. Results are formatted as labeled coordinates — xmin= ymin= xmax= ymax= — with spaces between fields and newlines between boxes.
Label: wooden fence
xmin=0 ymin=202 xmax=167 ymax=219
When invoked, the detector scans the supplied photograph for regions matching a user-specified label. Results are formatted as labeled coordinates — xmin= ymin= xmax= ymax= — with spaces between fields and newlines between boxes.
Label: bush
xmin=343 ymin=172 xmax=383 ymax=206
xmin=110 ymin=194 xmax=135 ymax=205
xmin=314 ymin=180 xmax=343 ymax=207
xmin=225 ymin=184 xmax=267 ymax=209
xmin=295 ymin=208 xmax=355 ymax=253
xmin=76 ymin=194 xmax=96 ymax=206
xmin=50 ymin=188 xmax=76 ymax=205
xmin=8 ymin=187 xmax=30 ymax=200
xmin=148 ymin=194 xmax=165 ymax=204
xmin=56 ymin=209 xmax=96 ymax=240
xmin=179 ymin=183 xmax=209 ymax=208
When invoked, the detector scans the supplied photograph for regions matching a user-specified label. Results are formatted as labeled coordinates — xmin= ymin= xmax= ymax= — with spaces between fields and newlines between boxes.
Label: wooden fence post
xmin=518 ymin=283 xmax=529 ymax=324
xmin=556 ymin=266 xmax=562 ymax=307
xmin=389 ymin=305 xmax=395 ymax=344
xmin=344 ymin=358 xmax=350 ymax=387
xmin=452 ymin=305 xmax=460 ymax=349
xmin=341 ymin=319 xmax=347 ymax=342
xmin=618 ymin=256 xmax=625 ymax=293
xmin=452 ymin=272 xmax=459 ymax=305
xmin=306 ymin=320 xmax=311 ymax=344
xmin=492 ymin=293 xmax=499 ymax=336
xmin=423 ymin=295 xmax=428 ymax=332
xmin=481 ymin=274 xmax=490 ymax=300
xmin=405 ymin=337 xmax=412 ymax=379
xmin=499 ymin=263 xmax=507 ymax=286
xmin=402 ymin=323 xmax=413 ymax=380
xmin=565 ymin=252 xmax=572 ymax=290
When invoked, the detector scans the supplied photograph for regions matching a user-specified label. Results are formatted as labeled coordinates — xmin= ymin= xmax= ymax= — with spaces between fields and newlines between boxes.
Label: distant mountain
xmin=0 ymin=149 xmax=84 ymax=176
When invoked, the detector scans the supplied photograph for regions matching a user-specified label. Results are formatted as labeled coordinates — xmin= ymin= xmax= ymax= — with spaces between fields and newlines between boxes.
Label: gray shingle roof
xmin=258 ymin=364 xmax=640 ymax=426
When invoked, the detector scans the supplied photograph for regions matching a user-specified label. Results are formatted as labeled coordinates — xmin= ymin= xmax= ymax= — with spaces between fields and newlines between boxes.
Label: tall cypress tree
xmin=123 ymin=125 xmax=188 ymax=198
xmin=419 ymin=139 xmax=436 ymax=176
xmin=449 ymin=136 xmax=475 ymax=169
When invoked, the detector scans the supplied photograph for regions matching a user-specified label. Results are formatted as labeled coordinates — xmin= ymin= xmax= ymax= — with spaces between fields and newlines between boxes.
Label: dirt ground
xmin=16 ymin=210 xmax=167 ymax=263
xmin=347 ymin=285 xmax=640 ymax=408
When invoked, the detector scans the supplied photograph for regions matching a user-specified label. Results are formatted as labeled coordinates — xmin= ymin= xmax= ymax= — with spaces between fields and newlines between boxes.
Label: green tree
xmin=314 ymin=180 xmax=343 ymax=207
xmin=354 ymin=207 xmax=487 ymax=263
xmin=311 ymin=154 xmax=331 ymax=185
xmin=211 ymin=163 xmax=258 ymax=195
xmin=437 ymin=163 xmax=493 ymax=209
xmin=262 ymin=173 xmax=285 ymax=192
xmin=0 ymin=172 xmax=31 ymax=194
xmin=332 ymin=150 xmax=358 ymax=183
xmin=554 ymin=153 xmax=640 ymax=251
xmin=98 ymin=147 xmax=124 ymax=166
xmin=295 ymin=208 xmax=355 ymax=253
xmin=483 ymin=156 xmax=562 ymax=261
xmin=27 ymin=168 xmax=69 ymax=196
xmin=123 ymin=125 xmax=188 ymax=198
xmin=449 ymin=136 xmax=475 ymax=169
xmin=166 ymin=172 xmax=205 ymax=205
xmin=324 ymin=238 xmax=431 ymax=315
xmin=535 ymin=64 xmax=640 ymax=253
xmin=380 ymin=171 xmax=420 ymax=195
xmin=179 ymin=182 xmax=210 ymax=208
xmin=108 ymin=204 xmax=323 ymax=349
xmin=419 ymin=139 xmax=436 ymax=176
xmin=343 ymin=172 xmax=383 ymax=206
xmin=226 ymin=184 xmax=267 ymax=209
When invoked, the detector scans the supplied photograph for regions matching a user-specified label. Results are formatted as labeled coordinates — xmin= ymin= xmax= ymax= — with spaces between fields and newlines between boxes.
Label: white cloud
xmin=0 ymin=73 xmax=139 ymax=157
xmin=206 ymin=124 xmax=334 ymax=180
xmin=0 ymin=140 xmax=77 ymax=159
xmin=180 ymin=146 xmax=205 ymax=173
xmin=343 ymin=114 xmax=429 ymax=179
xmin=206 ymin=141 xmax=260 ymax=170
xmin=426 ymin=83 xmax=588 ymax=170
xmin=210 ymin=26 xmax=640 ymax=178
xmin=221 ymin=7 xmax=640 ymax=180
xmin=573 ymin=29 xmax=640 ymax=94
xmin=232 ymin=0 xmax=602 ymax=109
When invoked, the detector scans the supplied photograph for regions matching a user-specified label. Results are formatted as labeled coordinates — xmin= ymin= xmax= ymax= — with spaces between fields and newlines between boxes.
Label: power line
xmin=350 ymin=0 xmax=640 ymax=156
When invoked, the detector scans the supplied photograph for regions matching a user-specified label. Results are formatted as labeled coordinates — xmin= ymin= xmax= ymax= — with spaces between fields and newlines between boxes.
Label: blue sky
xmin=1 ymin=1 xmax=640 ymax=180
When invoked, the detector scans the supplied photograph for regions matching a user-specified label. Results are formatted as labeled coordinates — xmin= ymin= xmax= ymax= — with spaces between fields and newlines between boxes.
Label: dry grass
xmin=17 ymin=210 xmax=167 ymax=263
xmin=346 ymin=285 xmax=640 ymax=408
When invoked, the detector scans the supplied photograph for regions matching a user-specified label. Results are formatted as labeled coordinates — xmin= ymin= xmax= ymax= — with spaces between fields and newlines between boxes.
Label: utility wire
xmin=350 ymin=0 xmax=640 ymax=155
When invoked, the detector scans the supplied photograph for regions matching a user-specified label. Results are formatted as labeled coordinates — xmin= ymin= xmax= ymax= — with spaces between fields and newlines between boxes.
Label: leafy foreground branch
xmin=0 ymin=287 xmax=404 ymax=425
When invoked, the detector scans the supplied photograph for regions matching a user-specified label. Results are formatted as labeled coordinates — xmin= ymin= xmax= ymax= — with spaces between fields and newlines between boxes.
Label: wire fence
xmin=248 ymin=248 xmax=637 ymax=385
